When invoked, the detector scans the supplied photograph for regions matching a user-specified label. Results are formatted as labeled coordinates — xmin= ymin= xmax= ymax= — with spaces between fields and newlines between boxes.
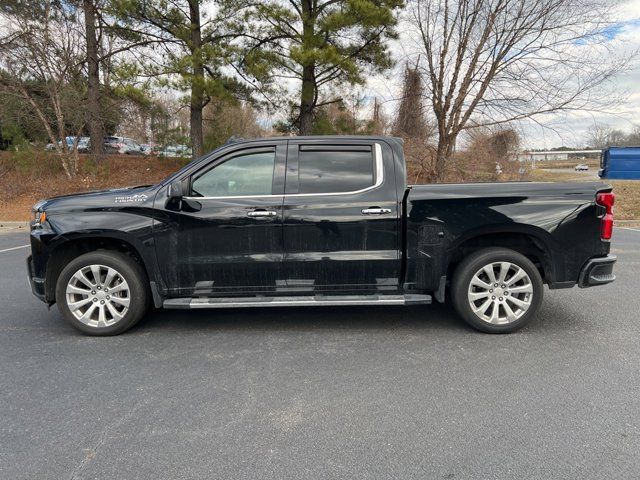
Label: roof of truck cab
xmin=227 ymin=135 xmax=403 ymax=144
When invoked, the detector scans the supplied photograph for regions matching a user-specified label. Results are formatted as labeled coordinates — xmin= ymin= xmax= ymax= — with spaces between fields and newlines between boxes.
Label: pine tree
xmin=241 ymin=0 xmax=403 ymax=135
xmin=109 ymin=0 xmax=243 ymax=157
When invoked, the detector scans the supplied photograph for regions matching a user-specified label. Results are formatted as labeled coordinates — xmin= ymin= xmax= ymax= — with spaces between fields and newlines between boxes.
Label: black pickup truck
xmin=27 ymin=136 xmax=616 ymax=335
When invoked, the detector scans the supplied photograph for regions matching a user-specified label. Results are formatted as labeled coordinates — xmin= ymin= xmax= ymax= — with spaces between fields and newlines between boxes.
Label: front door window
xmin=191 ymin=151 xmax=276 ymax=197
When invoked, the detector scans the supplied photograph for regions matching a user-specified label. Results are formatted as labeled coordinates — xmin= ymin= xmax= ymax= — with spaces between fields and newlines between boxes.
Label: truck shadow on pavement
xmin=37 ymin=292 xmax=588 ymax=336
xmin=123 ymin=294 xmax=590 ymax=336
xmin=131 ymin=302 xmax=477 ymax=335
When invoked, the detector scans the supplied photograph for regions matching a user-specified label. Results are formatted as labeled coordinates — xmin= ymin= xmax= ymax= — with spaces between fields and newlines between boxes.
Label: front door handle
xmin=247 ymin=209 xmax=278 ymax=217
xmin=361 ymin=207 xmax=392 ymax=215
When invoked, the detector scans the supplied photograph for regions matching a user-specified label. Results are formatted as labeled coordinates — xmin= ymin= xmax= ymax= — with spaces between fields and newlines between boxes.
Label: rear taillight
xmin=596 ymin=192 xmax=615 ymax=240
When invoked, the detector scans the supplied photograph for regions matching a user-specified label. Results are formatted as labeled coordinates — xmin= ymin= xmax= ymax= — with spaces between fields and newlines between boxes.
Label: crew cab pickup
xmin=27 ymin=136 xmax=617 ymax=335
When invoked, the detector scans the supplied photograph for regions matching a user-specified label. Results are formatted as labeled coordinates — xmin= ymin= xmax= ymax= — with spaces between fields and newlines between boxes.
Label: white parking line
xmin=0 ymin=244 xmax=30 ymax=253
xmin=619 ymin=227 xmax=640 ymax=232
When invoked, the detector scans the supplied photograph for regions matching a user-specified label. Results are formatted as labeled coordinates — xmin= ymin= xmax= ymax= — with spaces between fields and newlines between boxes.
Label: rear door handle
xmin=361 ymin=207 xmax=392 ymax=215
xmin=247 ymin=210 xmax=278 ymax=217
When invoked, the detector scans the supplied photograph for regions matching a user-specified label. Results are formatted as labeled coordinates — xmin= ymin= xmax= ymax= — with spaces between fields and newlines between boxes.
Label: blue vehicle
xmin=599 ymin=147 xmax=640 ymax=179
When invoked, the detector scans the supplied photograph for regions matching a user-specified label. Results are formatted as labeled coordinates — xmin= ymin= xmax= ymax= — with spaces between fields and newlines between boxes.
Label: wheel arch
xmin=445 ymin=225 xmax=557 ymax=286
xmin=44 ymin=233 xmax=155 ymax=303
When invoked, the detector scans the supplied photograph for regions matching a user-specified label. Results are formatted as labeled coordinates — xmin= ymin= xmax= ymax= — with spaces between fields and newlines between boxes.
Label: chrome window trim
xmin=183 ymin=143 xmax=383 ymax=201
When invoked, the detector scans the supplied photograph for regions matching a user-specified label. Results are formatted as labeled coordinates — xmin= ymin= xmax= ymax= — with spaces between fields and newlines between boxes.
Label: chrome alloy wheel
xmin=467 ymin=261 xmax=533 ymax=325
xmin=65 ymin=264 xmax=131 ymax=328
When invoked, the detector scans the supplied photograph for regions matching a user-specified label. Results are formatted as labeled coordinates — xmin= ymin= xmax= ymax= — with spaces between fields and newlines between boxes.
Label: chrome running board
xmin=163 ymin=294 xmax=431 ymax=309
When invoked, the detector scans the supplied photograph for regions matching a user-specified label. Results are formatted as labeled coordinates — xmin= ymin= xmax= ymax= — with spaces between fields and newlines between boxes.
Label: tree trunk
xmin=50 ymin=86 xmax=79 ymax=178
xmin=432 ymin=134 xmax=455 ymax=183
xmin=299 ymin=64 xmax=315 ymax=135
xmin=298 ymin=0 xmax=315 ymax=135
xmin=83 ymin=0 xmax=104 ymax=160
xmin=189 ymin=0 xmax=204 ymax=158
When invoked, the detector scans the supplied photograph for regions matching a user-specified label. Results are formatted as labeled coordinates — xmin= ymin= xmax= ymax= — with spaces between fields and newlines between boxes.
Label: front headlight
xmin=33 ymin=210 xmax=46 ymax=225
xmin=32 ymin=200 xmax=47 ymax=226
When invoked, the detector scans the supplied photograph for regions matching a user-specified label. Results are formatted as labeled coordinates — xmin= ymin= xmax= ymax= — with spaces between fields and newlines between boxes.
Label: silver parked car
xmin=45 ymin=136 xmax=90 ymax=152
xmin=158 ymin=144 xmax=192 ymax=158
xmin=104 ymin=136 xmax=144 ymax=155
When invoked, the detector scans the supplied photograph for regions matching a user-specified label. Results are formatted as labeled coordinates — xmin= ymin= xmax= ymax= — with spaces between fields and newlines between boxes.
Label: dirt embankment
xmin=1 ymin=151 xmax=638 ymax=221
xmin=0 ymin=151 xmax=186 ymax=220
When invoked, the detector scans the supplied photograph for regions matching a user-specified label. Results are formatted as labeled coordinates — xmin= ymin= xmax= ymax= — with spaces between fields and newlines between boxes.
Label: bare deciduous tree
xmin=459 ymin=128 xmax=522 ymax=181
xmin=588 ymin=123 xmax=615 ymax=149
xmin=409 ymin=0 xmax=633 ymax=181
xmin=0 ymin=1 xmax=85 ymax=177
xmin=588 ymin=122 xmax=640 ymax=148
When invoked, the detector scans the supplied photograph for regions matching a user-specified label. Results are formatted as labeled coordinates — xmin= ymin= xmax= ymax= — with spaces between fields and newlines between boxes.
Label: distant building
xmin=518 ymin=150 xmax=601 ymax=163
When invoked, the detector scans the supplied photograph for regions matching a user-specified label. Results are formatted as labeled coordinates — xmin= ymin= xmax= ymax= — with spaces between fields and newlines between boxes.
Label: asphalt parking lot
xmin=1 ymin=228 xmax=639 ymax=479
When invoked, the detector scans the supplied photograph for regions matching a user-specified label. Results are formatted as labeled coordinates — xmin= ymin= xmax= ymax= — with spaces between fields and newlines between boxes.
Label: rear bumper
xmin=578 ymin=255 xmax=616 ymax=288
xmin=26 ymin=255 xmax=47 ymax=302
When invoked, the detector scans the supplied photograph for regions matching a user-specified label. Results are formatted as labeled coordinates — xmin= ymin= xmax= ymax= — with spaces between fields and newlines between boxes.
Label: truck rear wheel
xmin=55 ymin=251 xmax=148 ymax=335
xmin=451 ymin=248 xmax=543 ymax=333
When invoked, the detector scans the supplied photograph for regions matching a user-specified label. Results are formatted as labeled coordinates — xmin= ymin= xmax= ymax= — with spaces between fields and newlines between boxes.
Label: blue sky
xmin=601 ymin=18 xmax=640 ymax=40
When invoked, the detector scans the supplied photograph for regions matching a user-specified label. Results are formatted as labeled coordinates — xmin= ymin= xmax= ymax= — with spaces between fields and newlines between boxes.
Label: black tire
xmin=451 ymin=247 xmax=543 ymax=333
xmin=55 ymin=250 xmax=149 ymax=335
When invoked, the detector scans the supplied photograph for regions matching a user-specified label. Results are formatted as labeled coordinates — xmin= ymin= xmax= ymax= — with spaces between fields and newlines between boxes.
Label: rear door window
xmin=297 ymin=148 xmax=375 ymax=194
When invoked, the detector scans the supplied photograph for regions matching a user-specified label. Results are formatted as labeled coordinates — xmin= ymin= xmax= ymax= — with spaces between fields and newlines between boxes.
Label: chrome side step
xmin=163 ymin=294 xmax=431 ymax=309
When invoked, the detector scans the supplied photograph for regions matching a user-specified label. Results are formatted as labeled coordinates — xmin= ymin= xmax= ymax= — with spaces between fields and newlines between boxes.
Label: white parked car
xmin=575 ymin=164 xmax=589 ymax=171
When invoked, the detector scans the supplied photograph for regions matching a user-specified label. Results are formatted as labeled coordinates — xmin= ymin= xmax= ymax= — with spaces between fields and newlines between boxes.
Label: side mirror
xmin=168 ymin=179 xmax=185 ymax=200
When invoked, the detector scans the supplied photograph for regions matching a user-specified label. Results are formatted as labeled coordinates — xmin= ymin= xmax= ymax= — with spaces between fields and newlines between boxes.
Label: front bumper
xmin=578 ymin=255 xmax=616 ymax=288
xmin=26 ymin=255 xmax=47 ymax=302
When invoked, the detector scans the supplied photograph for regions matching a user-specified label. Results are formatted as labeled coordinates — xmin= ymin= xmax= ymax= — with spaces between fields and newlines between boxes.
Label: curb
xmin=617 ymin=220 xmax=640 ymax=228
xmin=0 ymin=221 xmax=30 ymax=231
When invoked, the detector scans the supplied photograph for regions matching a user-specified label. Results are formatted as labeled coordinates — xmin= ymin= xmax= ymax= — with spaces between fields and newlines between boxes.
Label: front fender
xmin=30 ymin=208 xmax=160 ymax=303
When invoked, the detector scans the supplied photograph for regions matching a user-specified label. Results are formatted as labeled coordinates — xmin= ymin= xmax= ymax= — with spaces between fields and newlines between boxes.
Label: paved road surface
xmin=1 ymin=229 xmax=638 ymax=479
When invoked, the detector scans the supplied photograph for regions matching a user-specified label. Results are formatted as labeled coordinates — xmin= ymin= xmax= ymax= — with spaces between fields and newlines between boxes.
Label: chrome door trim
xmin=183 ymin=143 xmax=384 ymax=201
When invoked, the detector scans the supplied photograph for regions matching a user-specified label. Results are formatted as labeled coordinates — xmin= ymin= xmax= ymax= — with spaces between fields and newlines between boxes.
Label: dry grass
xmin=609 ymin=181 xmax=640 ymax=221
xmin=534 ymin=159 xmax=600 ymax=169
xmin=0 ymin=151 xmax=186 ymax=220
xmin=527 ymin=168 xmax=640 ymax=220
xmin=526 ymin=169 xmax=582 ymax=182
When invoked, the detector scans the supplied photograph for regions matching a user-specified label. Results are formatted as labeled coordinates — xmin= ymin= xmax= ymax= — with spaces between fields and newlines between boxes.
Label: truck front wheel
xmin=55 ymin=251 xmax=149 ymax=335
xmin=451 ymin=248 xmax=543 ymax=333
